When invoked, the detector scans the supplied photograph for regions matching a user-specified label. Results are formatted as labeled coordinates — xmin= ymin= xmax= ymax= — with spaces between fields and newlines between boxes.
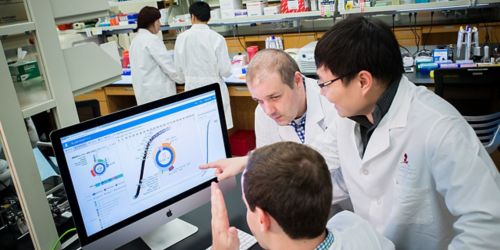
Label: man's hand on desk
xmin=211 ymin=182 xmax=240 ymax=250
xmin=200 ymin=156 xmax=248 ymax=181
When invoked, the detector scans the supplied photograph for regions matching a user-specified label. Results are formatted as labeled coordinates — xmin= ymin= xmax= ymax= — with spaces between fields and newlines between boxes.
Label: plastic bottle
xmin=483 ymin=45 xmax=490 ymax=62
xmin=277 ymin=37 xmax=283 ymax=49
xmin=122 ymin=50 xmax=130 ymax=68
xmin=247 ymin=46 xmax=259 ymax=62
xmin=448 ymin=44 xmax=454 ymax=61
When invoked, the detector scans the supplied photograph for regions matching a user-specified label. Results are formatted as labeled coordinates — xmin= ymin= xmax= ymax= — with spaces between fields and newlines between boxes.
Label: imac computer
xmin=50 ymin=84 xmax=236 ymax=249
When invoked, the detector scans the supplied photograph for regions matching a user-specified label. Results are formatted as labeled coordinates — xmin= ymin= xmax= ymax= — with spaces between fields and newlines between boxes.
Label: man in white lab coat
xmin=314 ymin=16 xmax=500 ymax=249
xmin=211 ymin=142 xmax=394 ymax=250
xmin=174 ymin=2 xmax=233 ymax=128
xmin=129 ymin=6 xmax=179 ymax=105
xmin=201 ymin=49 xmax=349 ymax=205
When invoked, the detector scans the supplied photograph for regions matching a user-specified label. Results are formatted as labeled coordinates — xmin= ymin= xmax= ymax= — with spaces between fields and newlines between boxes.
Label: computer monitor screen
xmin=50 ymin=84 xmax=234 ymax=249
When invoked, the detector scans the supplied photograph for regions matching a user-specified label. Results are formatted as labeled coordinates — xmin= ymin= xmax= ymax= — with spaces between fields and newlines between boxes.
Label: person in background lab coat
xmin=211 ymin=142 xmax=394 ymax=250
xmin=129 ymin=6 xmax=179 ymax=105
xmin=314 ymin=16 xmax=500 ymax=249
xmin=200 ymin=49 xmax=350 ymax=207
xmin=174 ymin=1 xmax=233 ymax=128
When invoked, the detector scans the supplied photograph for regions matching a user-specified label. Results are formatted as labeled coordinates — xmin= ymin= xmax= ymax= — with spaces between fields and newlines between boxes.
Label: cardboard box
xmin=220 ymin=0 xmax=242 ymax=18
xmin=246 ymin=1 xmax=266 ymax=16
xmin=280 ymin=0 xmax=309 ymax=13
xmin=234 ymin=9 xmax=248 ymax=17
xmin=211 ymin=8 xmax=221 ymax=20
xmin=8 ymin=60 xmax=41 ymax=82
xmin=221 ymin=9 xmax=235 ymax=19
xmin=263 ymin=5 xmax=280 ymax=15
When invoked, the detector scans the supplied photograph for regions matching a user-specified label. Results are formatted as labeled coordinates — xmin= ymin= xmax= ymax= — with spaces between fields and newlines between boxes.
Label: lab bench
xmin=74 ymin=82 xmax=257 ymax=132
xmin=74 ymin=72 xmax=432 ymax=132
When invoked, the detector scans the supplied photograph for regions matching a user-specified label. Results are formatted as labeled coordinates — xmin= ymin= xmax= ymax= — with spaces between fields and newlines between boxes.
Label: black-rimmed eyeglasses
xmin=317 ymin=74 xmax=350 ymax=88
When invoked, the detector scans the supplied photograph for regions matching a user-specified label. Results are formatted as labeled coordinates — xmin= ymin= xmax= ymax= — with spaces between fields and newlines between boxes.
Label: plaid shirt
xmin=289 ymin=115 xmax=306 ymax=143
xmin=315 ymin=230 xmax=334 ymax=250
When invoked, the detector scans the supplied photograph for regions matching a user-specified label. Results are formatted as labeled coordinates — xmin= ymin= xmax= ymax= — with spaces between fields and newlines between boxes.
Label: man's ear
xmin=255 ymin=206 xmax=271 ymax=232
xmin=357 ymin=70 xmax=373 ymax=96
xmin=293 ymin=71 xmax=303 ymax=89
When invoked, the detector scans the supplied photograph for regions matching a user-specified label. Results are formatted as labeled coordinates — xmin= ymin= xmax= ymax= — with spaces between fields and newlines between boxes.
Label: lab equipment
xmin=456 ymin=26 xmax=480 ymax=61
xmin=232 ymin=53 xmax=248 ymax=67
xmin=265 ymin=36 xmax=283 ymax=50
xmin=483 ymin=45 xmax=490 ymax=62
xmin=432 ymin=48 xmax=448 ymax=62
xmin=297 ymin=41 xmax=318 ymax=74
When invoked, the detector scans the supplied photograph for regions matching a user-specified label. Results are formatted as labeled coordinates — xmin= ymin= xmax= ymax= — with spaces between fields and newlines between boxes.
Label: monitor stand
xmin=141 ymin=218 xmax=198 ymax=250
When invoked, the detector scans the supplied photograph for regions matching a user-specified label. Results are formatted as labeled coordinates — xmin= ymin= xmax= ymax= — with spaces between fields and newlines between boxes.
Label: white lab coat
xmin=255 ymin=77 xmax=349 ymax=203
xmin=129 ymin=29 xmax=179 ymax=105
xmin=174 ymin=24 xmax=233 ymax=128
xmin=327 ymin=75 xmax=500 ymax=249
xmin=327 ymin=211 xmax=394 ymax=250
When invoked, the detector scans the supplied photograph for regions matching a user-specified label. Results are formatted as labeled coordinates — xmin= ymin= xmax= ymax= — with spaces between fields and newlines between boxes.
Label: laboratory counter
xmin=74 ymin=72 xmax=433 ymax=132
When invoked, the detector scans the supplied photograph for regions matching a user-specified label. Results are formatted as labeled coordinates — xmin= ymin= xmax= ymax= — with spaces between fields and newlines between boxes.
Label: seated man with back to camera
xmin=210 ymin=142 xmax=394 ymax=250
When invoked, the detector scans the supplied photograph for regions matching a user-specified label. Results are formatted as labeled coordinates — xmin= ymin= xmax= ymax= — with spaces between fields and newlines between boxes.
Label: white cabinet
xmin=0 ymin=0 xmax=119 ymax=249
xmin=50 ymin=0 xmax=110 ymax=24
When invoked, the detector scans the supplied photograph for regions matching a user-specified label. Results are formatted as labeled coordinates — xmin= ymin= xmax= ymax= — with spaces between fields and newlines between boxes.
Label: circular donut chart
xmin=154 ymin=143 xmax=176 ymax=171
xmin=91 ymin=160 xmax=108 ymax=176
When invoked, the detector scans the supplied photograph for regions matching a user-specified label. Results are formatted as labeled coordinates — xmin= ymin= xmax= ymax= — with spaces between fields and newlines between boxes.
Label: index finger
xmin=211 ymin=182 xmax=230 ymax=234
xmin=199 ymin=161 xmax=220 ymax=170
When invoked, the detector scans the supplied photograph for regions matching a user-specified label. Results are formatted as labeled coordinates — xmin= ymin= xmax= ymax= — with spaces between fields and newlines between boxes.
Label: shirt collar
xmin=315 ymin=229 xmax=334 ymax=250
xmin=191 ymin=23 xmax=209 ymax=29
xmin=290 ymin=113 xmax=306 ymax=125
xmin=348 ymin=76 xmax=401 ymax=129
xmin=138 ymin=28 xmax=152 ymax=35
xmin=289 ymin=77 xmax=308 ymax=125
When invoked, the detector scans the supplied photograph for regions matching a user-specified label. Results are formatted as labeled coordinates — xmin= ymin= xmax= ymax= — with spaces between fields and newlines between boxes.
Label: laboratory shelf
xmin=62 ymin=43 xmax=122 ymax=95
xmin=0 ymin=22 xmax=36 ymax=36
xmin=242 ymin=0 xmax=281 ymax=3
xmin=108 ymin=0 xmax=163 ymax=6
xmin=339 ymin=0 xmax=472 ymax=15
xmin=96 ymin=11 xmax=324 ymax=34
xmin=211 ymin=11 xmax=323 ymax=25
xmin=168 ymin=11 xmax=324 ymax=28
xmin=475 ymin=0 xmax=500 ymax=5
xmin=50 ymin=0 xmax=110 ymax=24
xmin=22 ymin=99 xmax=57 ymax=118
xmin=89 ymin=24 xmax=137 ymax=35
xmin=11 ymin=76 xmax=56 ymax=117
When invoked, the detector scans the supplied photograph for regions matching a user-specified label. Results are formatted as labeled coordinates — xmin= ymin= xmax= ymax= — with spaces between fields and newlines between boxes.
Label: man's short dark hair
xmin=137 ymin=6 xmax=161 ymax=29
xmin=189 ymin=1 xmax=211 ymax=22
xmin=315 ymin=15 xmax=404 ymax=86
xmin=243 ymin=142 xmax=332 ymax=239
